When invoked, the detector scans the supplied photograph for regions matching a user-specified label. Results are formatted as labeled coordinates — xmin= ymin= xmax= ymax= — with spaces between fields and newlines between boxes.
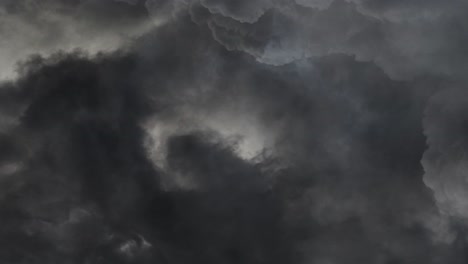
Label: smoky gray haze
xmin=1 ymin=0 xmax=468 ymax=263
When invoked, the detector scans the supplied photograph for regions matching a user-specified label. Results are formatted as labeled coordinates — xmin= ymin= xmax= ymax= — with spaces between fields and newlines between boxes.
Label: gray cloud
xmin=0 ymin=0 xmax=152 ymax=80
xmin=144 ymin=0 xmax=468 ymax=80
xmin=422 ymin=88 xmax=468 ymax=222
xmin=1 ymin=0 xmax=468 ymax=263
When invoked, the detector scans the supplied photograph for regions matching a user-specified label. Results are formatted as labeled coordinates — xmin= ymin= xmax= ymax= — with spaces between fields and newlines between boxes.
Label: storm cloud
xmin=1 ymin=0 xmax=468 ymax=263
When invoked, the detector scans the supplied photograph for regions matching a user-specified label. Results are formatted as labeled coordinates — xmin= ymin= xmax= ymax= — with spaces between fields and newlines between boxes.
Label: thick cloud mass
xmin=1 ymin=0 xmax=468 ymax=263
xmin=0 ymin=0 xmax=152 ymax=80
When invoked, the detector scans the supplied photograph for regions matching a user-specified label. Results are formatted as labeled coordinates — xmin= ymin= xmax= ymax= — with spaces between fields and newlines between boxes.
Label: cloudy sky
xmin=1 ymin=0 xmax=468 ymax=263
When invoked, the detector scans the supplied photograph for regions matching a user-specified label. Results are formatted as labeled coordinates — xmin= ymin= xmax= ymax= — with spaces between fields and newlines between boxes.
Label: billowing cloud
xmin=422 ymin=88 xmax=468 ymax=221
xmin=143 ymin=0 xmax=468 ymax=80
xmin=0 ymin=0 xmax=153 ymax=80
xmin=1 ymin=0 xmax=468 ymax=263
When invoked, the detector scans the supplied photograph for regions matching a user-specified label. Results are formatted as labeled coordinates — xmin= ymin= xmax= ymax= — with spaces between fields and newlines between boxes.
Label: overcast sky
xmin=1 ymin=0 xmax=468 ymax=263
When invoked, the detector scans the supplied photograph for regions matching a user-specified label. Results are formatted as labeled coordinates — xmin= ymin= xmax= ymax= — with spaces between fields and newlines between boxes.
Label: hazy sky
xmin=1 ymin=0 xmax=468 ymax=263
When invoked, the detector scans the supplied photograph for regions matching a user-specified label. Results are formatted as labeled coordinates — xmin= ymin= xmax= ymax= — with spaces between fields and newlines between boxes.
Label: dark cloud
xmin=144 ymin=0 xmax=468 ymax=80
xmin=1 ymin=0 xmax=468 ymax=264
xmin=422 ymin=88 xmax=468 ymax=223
xmin=0 ymin=0 xmax=150 ymax=80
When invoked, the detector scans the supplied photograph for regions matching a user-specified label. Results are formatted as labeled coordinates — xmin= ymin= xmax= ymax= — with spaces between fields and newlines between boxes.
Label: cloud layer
xmin=1 ymin=0 xmax=468 ymax=263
